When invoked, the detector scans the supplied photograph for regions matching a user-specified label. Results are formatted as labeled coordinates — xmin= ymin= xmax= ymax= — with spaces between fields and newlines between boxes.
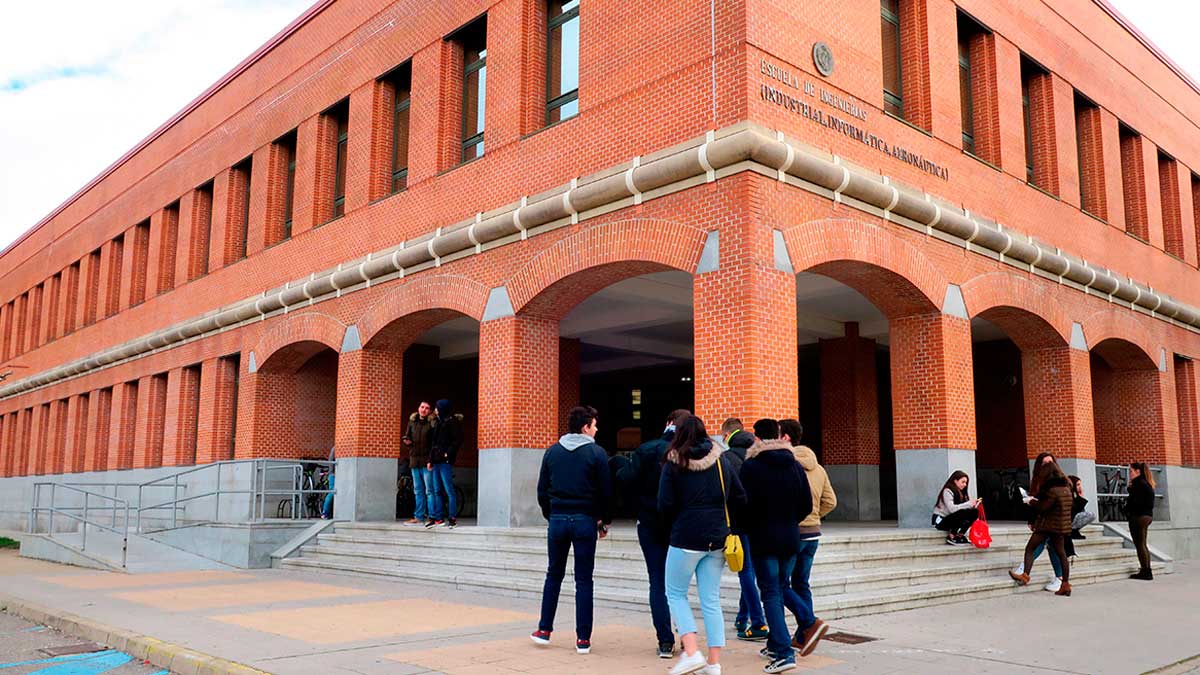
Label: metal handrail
xmin=28 ymin=483 xmax=129 ymax=569
xmin=134 ymin=458 xmax=336 ymax=533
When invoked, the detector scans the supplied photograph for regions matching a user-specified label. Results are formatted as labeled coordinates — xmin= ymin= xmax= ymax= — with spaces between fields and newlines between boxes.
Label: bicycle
xmin=1097 ymin=466 xmax=1127 ymax=522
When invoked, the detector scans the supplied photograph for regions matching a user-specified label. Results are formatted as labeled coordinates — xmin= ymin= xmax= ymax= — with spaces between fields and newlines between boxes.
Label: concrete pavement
xmin=0 ymin=548 xmax=1195 ymax=674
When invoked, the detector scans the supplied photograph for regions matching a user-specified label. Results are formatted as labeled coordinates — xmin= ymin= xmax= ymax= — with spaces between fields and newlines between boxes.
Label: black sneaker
xmin=658 ymin=642 xmax=675 ymax=659
xmin=447 ymin=518 xmax=458 ymax=529
xmin=758 ymin=646 xmax=773 ymax=660
xmin=425 ymin=519 xmax=444 ymax=529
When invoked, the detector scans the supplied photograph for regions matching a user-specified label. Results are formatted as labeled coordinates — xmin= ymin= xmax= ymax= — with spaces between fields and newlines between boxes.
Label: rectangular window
xmin=458 ymin=18 xmax=488 ymax=163
xmin=1158 ymin=151 xmax=1183 ymax=258
xmin=232 ymin=157 xmax=252 ymax=262
xmin=130 ymin=219 xmax=150 ymax=305
xmin=384 ymin=64 xmax=412 ymax=194
xmin=958 ymin=28 xmax=974 ymax=155
xmin=881 ymin=0 xmax=902 ymax=117
xmin=272 ymin=132 xmax=298 ymax=243
xmin=1074 ymin=93 xmax=1105 ymax=219
xmin=1119 ymin=123 xmax=1148 ymax=240
xmin=325 ymin=99 xmax=350 ymax=220
xmin=546 ymin=0 xmax=580 ymax=124
xmin=191 ymin=182 xmax=213 ymax=279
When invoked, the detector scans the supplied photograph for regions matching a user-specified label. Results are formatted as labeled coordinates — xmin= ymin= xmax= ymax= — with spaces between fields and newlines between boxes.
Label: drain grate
xmin=39 ymin=642 xmax=104 ymax=657
xmin=823 ymin=632 xmax=879 ymax=645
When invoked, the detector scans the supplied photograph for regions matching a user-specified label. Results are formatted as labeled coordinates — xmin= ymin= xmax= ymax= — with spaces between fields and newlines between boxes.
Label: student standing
xmin=720 ymin=418 xmax=768 ymax=642
xmin=615 ymin=408 xmax=691 ymax=658
xmin=1009 ymin=460 xmax=1073 ymax=596
xmin=531 ymin=406 xmax=613 ymax=654
xmin=427 ymin=399 xmax=464 ymax=529
xmin=740 ymin=419 xmax=812 ymax=674
xmin=780 ymin=419 xmax=835 ymax=657
xmin=402 ymin=401 xmax=434 ymax=525
xmin=658 ymin=415 xmax=746 ymax=675
xmin=1127 ymin=462 xmax=1156 ymax=581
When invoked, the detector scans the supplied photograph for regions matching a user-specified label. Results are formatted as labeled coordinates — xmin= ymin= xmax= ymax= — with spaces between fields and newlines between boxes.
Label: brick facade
xmin=2 ymin=0 xmax=1200 ymax=524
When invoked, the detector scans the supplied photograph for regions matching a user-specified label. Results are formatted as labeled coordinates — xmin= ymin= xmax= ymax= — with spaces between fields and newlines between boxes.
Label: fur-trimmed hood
xmin=746 ymin=438 xmax=793 ymax=459
xmin=666 ymin=440 xmax=719 ymax=471
xmin=791 ymin=445 xmax=818 ymax=471
xmin=409 ymin=412 xmax=432 ymax=422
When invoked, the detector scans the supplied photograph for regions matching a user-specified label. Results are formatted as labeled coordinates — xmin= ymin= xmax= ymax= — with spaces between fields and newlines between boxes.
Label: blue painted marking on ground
xmin=0 ymin=650 xmax=115 ymax=669
xmin=147 ymin=671 xmax=170 ymax=675
xmin=29 ymin=650 xmax=132 ymax=674
xmin=20 ymin=626 xmax=48 ymax=632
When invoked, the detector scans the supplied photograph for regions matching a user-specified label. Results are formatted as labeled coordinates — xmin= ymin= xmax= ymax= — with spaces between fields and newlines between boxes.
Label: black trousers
xmin=1129 ymin=516 xmax=1153 ymax=572
xmin=935 ymin=508 xmax=978 ymax=535
xmin=1023 ymin=531 xmax=1069 ymax=582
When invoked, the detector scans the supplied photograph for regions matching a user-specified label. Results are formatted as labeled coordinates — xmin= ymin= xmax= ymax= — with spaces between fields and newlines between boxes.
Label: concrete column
xmin=333 ymin=345 xmax=404 ymax=521
xmin=477 ymin=313 xmax=559 ymax=527
xmin=820 ymin=323 xmax=881 ymax=520
xmin=891 ymin=310 xmax=977 ymax=528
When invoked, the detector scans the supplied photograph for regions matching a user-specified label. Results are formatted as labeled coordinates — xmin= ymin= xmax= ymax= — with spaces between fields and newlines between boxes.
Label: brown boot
xmin=1008 ymin=570 xmax=1030 ymax=586
xmin=792 ymin=618 xmax=829 ymax=657
xmin=1055 ymin=581 xmax=1072 ymax=596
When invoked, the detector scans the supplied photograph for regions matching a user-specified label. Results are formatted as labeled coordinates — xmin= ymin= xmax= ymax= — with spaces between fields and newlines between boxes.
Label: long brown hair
xmin=935 ymin=471 xmax=970 ymax=509
xmin=1031 ymin=459 xmax=1066 ymax=496
xmin=667 ymin=415 xmax=710 ymax=470
xmin=1130 ymin=462 xmax=1156 ymax=489
xmin=1030 ymin=452 xmax=1058 ymax=494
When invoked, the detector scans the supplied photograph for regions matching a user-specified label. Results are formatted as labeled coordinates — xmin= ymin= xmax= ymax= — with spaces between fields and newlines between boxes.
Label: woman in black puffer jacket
xmin=658 ymin=415 xmax=746 ymax=675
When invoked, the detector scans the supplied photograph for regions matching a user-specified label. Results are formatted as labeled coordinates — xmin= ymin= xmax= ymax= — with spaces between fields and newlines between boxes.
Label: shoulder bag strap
xmin=716 ymin=455 xmax=731 ymax=528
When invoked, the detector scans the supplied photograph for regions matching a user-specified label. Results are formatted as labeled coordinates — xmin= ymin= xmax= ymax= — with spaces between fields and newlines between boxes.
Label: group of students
xmin=932 ymin=453 xmax=1159 ymax=596
xmin=531 ymin=406 xmax=837 ymax=674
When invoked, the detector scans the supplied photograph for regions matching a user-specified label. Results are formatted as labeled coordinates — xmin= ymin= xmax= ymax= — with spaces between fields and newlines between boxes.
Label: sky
xmin=0 ymin=1 xmax=1196 ymax=254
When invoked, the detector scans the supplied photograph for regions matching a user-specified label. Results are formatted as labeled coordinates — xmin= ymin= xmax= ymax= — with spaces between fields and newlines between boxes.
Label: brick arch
xmin=782 ymin=219 xmax=946 ymax=318
xmin=358 ymin=275 xmax=489 ymax=351
xmin=254 ymin=312 xmax=345 ymax=373
xmin=1081 ymin=309 xmax=1160 ymax=370
xmin=960 ymin=273 xmax=1071 ymax=351
xmin=507 ymin=219 xmax=708 ymax=320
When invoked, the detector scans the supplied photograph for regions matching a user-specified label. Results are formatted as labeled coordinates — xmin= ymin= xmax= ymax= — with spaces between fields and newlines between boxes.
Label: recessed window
xmin=272 ymin=131 xmax=298 ymax=243
xmin=232 ymin=157 xmax=252 ymax=261
xmin=1020 ymin=56 xmax=1050 ymax=187
xmin=457 ymin=18 xmax=488 ymax=163
xmin=383 ymin=64 xmax=412 ymax=194
xmin=546 ymin=0 xmax=580 ymax=125
xmin=325 ymin=99 xmax=350 ymax=220
xmin=881 ymin=0 xmax=902 ymax=117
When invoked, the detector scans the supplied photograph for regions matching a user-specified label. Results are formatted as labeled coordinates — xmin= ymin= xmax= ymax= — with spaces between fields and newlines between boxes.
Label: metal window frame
xmin=881 ymin=3 xmax=903 ymax=117
xmin=545 ymin=2 xmax=580 ymax=125
xmin=391 ymin=95 xmax=411 ymax=194
xmin=461 ymin=47 xmax=487 ymax=162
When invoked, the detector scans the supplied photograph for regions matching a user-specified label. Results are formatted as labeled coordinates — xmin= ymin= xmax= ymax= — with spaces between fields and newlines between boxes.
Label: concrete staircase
xmin=280 ymin=522 xmax=1167 ymax=619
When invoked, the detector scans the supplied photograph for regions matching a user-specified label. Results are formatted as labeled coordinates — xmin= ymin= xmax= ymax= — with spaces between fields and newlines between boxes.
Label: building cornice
xmin=2 ymin=121 xmax=1197 ymax=401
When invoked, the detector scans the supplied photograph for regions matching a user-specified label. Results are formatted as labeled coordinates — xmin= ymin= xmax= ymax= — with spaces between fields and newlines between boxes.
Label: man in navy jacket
xmin=531 ymin=405 xmax=612 ymax=655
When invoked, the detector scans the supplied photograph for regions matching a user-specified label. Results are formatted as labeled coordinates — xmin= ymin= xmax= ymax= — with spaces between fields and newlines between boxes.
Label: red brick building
xmin=2 ymin=0 xmax=1199 ymax=542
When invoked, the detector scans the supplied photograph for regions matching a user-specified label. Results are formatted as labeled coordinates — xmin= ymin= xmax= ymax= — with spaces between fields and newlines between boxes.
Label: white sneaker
xmin=1012 ymin=563 xmax=1024 ymax=576
xmin=669 ymin=651 xmax=707 ymax=675
xmin=1044 ymin=577 xmax=1062 ymax=593
xmin=698 ymin=664 xmax=722 ymax=675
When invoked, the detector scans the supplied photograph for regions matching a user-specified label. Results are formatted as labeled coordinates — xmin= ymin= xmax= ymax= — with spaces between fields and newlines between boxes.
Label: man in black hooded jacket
xmin=616 ymin=408 xmax=691 ymax=658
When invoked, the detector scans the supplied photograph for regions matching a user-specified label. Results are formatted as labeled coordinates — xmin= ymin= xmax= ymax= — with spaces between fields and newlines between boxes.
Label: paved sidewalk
xmin=0 ymin=549 xmax=1195 ymax=674
xmin=0 ymin=610 xmax=169 ymax=675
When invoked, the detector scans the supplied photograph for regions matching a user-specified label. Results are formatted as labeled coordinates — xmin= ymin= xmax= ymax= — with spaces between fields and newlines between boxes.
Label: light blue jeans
xmin=411 ymin=467 xmax=434 ymax=520
xmin=322 ymin=475 xmax=335 ymax=518
xmin=665 ymin=546 xmax=726 ymax=648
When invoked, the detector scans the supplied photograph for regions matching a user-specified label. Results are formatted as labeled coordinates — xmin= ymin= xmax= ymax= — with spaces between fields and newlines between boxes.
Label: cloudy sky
xmin=0 ymin=1 xmax=1194 ymax=253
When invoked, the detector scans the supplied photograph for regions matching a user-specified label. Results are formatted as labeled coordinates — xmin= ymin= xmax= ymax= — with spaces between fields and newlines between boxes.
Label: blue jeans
xmin=754 ymin=552 xmax=802 ymax=660
xmin=636 ymin=522 xmax=674 ymax=644
xmin=322 ymin=475 xmax=335 ymax=518
xmin=430 ymin=463 xmax=457 ymax=520
xmin=539 ymin=514 xmax=598 ymax=640
xmin=411 ymin=467 xmax=434 ymax=520
xmin=665 ymin=547 xmax=726 ymax=648
xmin=736 ymin=535 xmax=766 ymax=627
xmin=790 ymin=539 xmax=819 ymax=631
xmin=1031 ymin=540 xmax=1064 ymax=577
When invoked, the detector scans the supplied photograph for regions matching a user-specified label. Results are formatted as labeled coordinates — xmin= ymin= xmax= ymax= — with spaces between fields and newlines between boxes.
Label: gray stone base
xmin=478 ymin=448 xmax=546 ymax=527
xmin=896 ymin=449 xmax=976 ymax=528
xmin=143 ymin=521 xmax=313 ymax=568
xmin=333 ymin=457 xmax=398 ymax=522
xmin=824 ymin=464 xmax=881 ymax=521
xmin=1051 ymin=458 xmax=1097 ymax=505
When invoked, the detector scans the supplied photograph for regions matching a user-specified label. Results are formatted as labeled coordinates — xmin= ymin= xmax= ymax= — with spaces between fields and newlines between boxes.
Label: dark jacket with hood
xmin=404 ymin=412 xmax=434 ymax=466
xmin=1127 ymin=476 xmax=1155 ymax=519
xmin=739 ymin=438 xmax=813 ymax=556
xmin=430 ymin=401 xmax=464 ymax=465
xmin=616 ymin=429 xmax=673 ymax=538
xmin=657 ymin=440 xmax=747 ymax=552
xmin=1031 ymin=474 xmax=1073 ymax=535
xmin=723 ymin=429 xmax=754 ymax=473
xmin=537 ymin=433 xmax=613 ymax=523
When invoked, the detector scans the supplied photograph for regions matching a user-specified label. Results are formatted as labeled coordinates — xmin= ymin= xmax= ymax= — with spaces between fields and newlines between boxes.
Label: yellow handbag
xmin=716 ymin=457 xmax=744 ymax=572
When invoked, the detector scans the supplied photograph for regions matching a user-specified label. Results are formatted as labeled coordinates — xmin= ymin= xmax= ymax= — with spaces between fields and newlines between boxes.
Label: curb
xmin=0 ymin=595 xmax=271 ymax=675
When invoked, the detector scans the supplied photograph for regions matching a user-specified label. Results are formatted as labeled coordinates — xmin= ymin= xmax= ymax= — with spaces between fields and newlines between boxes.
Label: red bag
xmin=969 ymin=503 xmax=991 ymax=549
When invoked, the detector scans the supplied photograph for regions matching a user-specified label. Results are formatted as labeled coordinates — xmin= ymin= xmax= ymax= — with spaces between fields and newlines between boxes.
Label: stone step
xmin=295 ymin=540 xmax=1141 ymax=595
xmin=279 ymin=554 xmax=1164 ymax=621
